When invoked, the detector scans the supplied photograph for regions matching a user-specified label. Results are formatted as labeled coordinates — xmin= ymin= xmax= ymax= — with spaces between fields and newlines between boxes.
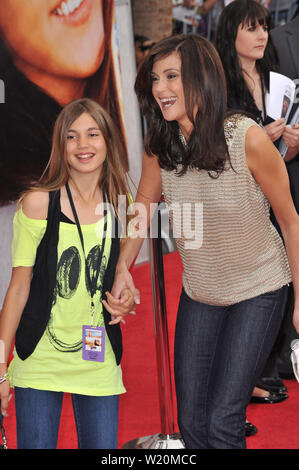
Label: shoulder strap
xmin=48 ymin=190 xmax=60 ymax=219
xmin=45 ymin=190 xmax=61 ymax=238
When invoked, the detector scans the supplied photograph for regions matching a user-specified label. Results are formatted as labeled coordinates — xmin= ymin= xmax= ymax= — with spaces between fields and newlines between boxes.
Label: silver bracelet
xmin=0 ymin=372 xmax=8 ymax=385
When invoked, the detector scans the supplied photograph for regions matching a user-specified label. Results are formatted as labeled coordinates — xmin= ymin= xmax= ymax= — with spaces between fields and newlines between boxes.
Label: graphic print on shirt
xmin=46 ymin=244 xmax=107 ymax=352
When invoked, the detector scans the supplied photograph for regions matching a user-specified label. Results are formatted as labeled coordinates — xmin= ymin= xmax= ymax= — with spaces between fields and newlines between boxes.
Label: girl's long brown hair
xmin=26 ymin=98 xmax=130 ymax=219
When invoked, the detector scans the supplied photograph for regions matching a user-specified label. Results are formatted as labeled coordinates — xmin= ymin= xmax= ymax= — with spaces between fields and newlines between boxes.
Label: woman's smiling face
xmin=151 ymin=51 xmax=193 ymax=136
xmin=0 ymin=0 xmax=105 ymax=78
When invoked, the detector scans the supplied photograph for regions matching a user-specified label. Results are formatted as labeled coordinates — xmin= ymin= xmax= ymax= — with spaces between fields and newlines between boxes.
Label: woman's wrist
xmin=115 ymin=255 xmax=134 ymax=274
xmin=116 ymin=258 xmax=131 ymax=274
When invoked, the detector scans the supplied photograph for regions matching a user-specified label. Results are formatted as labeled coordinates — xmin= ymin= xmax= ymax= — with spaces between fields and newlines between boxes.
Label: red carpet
xmin=3 ymin=251 xmax=299 ymax=449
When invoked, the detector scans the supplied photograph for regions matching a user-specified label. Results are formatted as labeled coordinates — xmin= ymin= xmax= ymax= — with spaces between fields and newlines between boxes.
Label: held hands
xmin=103 ymin=264 xmax=140 ymax=325
xmin=103 ymin=288 xmax=140 ymax=326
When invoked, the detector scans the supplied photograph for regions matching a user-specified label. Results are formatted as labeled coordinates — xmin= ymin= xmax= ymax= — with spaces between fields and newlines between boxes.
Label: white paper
xmin=172 ymin=2 xmax=203 ymax=24
xmin=267 ymin=72 xmax=296 ymax=121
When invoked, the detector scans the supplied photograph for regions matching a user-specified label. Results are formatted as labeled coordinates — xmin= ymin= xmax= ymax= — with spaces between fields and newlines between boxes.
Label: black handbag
xmin=15 ymin=190 xmax=60 ymax=360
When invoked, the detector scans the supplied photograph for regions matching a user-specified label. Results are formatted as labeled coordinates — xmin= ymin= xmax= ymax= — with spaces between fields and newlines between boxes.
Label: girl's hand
xmin=103 ymin=288 xmax=140 ymax=325
xmin=264 ymin=118 xmax=285 ymax=142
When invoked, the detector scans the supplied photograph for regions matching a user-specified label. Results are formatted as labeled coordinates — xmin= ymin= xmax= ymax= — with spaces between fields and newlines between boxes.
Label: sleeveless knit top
xmin=161 ymin=115 xmax=291 ymax=306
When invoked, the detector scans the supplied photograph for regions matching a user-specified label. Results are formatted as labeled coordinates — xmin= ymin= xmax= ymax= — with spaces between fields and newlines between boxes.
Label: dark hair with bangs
xmin=134 ymin=34 xmax=229 ymax=177
xmin=215 ymin=0 xmax=279 ymax=118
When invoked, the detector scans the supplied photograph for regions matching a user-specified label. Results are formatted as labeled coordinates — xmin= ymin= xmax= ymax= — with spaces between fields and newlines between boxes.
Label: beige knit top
xmin=161 ymin=115 xmax=291 ymax=306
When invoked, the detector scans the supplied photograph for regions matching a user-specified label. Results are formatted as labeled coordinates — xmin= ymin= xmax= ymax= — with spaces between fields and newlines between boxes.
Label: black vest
xmin=15 ymin=190 xmax=122 ymax=364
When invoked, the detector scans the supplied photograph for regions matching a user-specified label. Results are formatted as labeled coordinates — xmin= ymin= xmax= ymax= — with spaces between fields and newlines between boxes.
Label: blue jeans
xmin=14 ymin=388 xmax=119 ymax=449
xmin=174 ymin=286 xmax=288 ymax=449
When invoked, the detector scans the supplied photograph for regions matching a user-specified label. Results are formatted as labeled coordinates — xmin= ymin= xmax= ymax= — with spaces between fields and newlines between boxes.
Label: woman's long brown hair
xmin=135 ymin=34 xmax=230 ymax=177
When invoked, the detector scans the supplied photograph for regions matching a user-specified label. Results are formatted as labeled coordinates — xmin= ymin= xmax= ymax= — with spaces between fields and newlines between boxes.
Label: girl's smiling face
xmin=66 ymin=112 xmax=107 ymax=177
xmin=0 ymin=0 xmax=105 ymax=78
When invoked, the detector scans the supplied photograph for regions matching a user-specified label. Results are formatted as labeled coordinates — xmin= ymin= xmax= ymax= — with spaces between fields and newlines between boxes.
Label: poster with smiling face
xmin=0 ymin=0 xmax=129 ymax=309
xmin=0 ymin=0 xmax=127 ymax=205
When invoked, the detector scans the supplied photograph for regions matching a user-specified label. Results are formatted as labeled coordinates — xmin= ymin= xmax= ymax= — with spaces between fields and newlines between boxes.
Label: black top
xmin=228 ymin=81 xmax=276 ymax=145
xmin=229 ymin=75 xmax=270 ymax=127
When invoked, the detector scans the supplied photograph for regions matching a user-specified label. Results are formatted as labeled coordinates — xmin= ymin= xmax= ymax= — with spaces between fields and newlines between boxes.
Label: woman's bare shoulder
xmin=21 ymin=190 xmax=49 ymax=220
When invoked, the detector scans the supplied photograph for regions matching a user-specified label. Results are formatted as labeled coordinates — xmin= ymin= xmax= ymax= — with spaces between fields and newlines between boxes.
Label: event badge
xmin=65 ymin=183 xmax=107 ymax=364
xmin=82 ymin=325 xmax=105 ymax=362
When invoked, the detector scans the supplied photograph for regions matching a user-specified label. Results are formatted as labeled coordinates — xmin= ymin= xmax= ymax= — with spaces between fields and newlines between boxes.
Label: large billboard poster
xmin=0 ymin=0 xmax=127 ymax=204
xmin=0 ymin=0 xmax=130 ymax=305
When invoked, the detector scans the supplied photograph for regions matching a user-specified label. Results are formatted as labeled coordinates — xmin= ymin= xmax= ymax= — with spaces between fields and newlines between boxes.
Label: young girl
xmin=0 ymin=98 xmax=135 ymax=449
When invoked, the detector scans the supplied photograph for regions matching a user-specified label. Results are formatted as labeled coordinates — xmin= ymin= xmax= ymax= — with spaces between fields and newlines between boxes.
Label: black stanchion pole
xmin=123 ymin=202 xmax=185 ymax=449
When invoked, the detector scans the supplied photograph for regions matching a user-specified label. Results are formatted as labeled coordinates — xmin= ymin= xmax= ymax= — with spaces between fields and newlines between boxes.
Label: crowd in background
xmin=172 ymin=0 xmax=299 ymax=39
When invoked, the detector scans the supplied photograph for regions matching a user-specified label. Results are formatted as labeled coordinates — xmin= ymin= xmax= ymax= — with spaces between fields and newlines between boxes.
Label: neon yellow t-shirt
xmin=8 ymin=208 xmax=125 ymax=397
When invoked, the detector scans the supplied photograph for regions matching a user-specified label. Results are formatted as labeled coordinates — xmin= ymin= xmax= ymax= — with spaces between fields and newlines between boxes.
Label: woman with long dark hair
xmin=0 ymin=98 xmax=135 ymax=449
xmin=107 ymin=33 xmax=299 ymax=449
xmin=215 ymin=0 xmax=299 ymax=156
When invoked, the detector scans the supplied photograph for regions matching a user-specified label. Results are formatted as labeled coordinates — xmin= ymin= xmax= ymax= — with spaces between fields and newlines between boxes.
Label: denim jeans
xmin=14 ymin=387 xmax=119 ymax=449
xmin=174 ymin=285 xmax=288 ymax=449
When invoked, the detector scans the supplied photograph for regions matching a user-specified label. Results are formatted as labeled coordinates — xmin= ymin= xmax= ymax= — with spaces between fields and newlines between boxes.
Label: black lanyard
xmin=65 ymin=182 xmax=107 ymax=324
